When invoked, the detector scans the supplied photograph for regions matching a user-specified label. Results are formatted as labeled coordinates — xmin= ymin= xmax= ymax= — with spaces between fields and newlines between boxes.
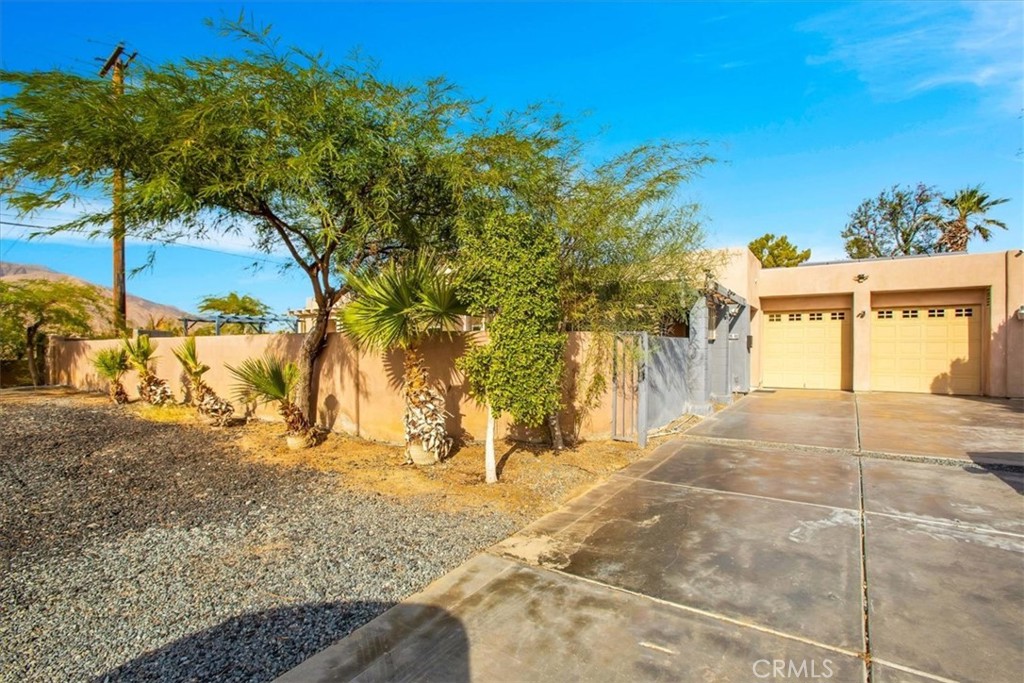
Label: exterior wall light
xmin=854 ymin=274 xmax=869 ymax=283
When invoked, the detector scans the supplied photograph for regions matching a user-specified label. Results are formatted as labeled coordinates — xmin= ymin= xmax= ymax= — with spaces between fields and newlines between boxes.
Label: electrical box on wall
xmin=1017 ymin=305 xmax=1024 ymax=321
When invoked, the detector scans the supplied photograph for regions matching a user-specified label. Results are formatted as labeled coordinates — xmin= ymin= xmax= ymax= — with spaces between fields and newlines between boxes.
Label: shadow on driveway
xmin=966 ymin=452 xmax=1024 ymax=495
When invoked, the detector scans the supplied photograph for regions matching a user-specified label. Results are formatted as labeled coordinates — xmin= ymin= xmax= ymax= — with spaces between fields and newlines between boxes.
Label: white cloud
xmin=799 ymin=1 xmax=1023 ymax=111
xmin=1 ymin=197 xmax=290 ymax=263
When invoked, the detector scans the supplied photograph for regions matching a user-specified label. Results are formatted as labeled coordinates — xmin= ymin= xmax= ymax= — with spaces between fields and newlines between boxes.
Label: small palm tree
xmin=92 ymin=347 xmax=130 ymax=404
xmin=341 ymin=251 xmax=467 ymax=464
xmin=228 ymin=354 xmax=310 ymax=438
xmin=123 ymin=334 xmax=172 ymax=405
xmin=938 ymin=186 xmax=1010 ymax=252
xmin=172 ymin=336 xmax=234 ymax=424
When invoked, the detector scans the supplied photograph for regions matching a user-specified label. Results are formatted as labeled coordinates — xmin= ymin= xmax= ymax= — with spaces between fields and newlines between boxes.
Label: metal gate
xmin=611 ymin=333 xmax=649 ymax=447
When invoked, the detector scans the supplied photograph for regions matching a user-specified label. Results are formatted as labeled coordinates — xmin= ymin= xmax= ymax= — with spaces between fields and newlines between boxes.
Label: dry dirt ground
xmin=123 ymin=390 xmax=658 ymax=523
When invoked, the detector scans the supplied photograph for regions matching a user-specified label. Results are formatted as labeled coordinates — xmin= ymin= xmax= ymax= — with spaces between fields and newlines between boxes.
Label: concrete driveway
xmin=277 ymin=391 xmax=1024 ymax=683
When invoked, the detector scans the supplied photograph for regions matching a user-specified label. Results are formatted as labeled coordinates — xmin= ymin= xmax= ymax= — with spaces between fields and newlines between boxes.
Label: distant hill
xmin=0 ymin=262 xmax=191 ymax=332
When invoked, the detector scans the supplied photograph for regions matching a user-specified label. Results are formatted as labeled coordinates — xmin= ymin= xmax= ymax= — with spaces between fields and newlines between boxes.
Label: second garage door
xmin=871 ymin=305 xmax=982 ymax=395
xmin=763 ymin=310 xmax=852 ymax=390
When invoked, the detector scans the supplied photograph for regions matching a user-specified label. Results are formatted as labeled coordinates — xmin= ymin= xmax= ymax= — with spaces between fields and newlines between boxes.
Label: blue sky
xmin=1 ymin=1 xmax=1021 ymax=314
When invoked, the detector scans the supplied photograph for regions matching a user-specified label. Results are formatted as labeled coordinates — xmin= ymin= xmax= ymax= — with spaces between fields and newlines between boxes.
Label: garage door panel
xmin=763 ymin=310 xmax=852 ymax=390
xmin=871 ymin=306 xmax=982 ymax=396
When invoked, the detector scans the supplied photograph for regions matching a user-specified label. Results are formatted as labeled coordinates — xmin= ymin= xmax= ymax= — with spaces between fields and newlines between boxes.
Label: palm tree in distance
xmin=937 ymin=186 xmax=1009 ymax=252
xmin=341 ymin=251 xmax=467 ymax=465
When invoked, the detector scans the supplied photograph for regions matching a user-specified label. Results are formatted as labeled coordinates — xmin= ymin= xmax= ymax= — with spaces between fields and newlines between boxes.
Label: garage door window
xmin=877 ymin=310 xmax=893 ymax=319
xmin=788 ymin=313 xmax=802 ymax=321
xmin=955 ymin=308 xmax=973 ymax=317
xmin=809 ymin=312 xmax=823 ymax=321
xmin=902 ymin=309 xmax=918 ymax=318
xmin=830 ymin=311 xmax=846 ymax=320
xmin=928 ymin=309 xmax=945 ymax=318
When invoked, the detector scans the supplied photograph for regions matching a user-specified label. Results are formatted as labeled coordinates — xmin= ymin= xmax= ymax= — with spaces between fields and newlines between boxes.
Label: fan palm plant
xmin=92 ymin=347 xmax=130 ymax=404
xmin=937 ymin=186 xmax=1009 ymax=252
xmin=172 ymin=336 xmax=234 ymax=424
xmin=341 ymin=251 xmax=467 ymax=464
xmin=228 ymin=354 xmax=310 ymax=439
xmin=123 ymin=334 xmax=172 ymax=405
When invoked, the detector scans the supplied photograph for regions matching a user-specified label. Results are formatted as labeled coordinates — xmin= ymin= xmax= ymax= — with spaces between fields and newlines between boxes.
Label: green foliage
xmin=197 ymin=292 xmax=270 ymax=334
xmin=748 ymin=233 xmax=811 ymax=268
xmin=0 ymin=15 xmax=466 ymax=418
xmin=227 ymin=353 xmax=307 ymax=435
xmin=842 ymin=184 xmax=941 ymax=259
xmin=123 ymin=334 xmax=158 ymax=373
xmin=0 ymin=279 xmax=102 ymax=383
xmin=458 ymin=211 xmax=565 ymax=426
xmin=172 ymin=336 xmax=209 ymax=382
xmin=91 ymin=347 xmax=129 ymax=383
xmin=555 ymin=143 xmax=715 ymax=334
xmin=340 ymin=251 xmax=467 ymax=352
xmin=227 ymin=354 xmax=299 ymax=406
xmin=938 ymin=186 xmax=1010 ymax=252
xmin=198 ymin=292 xmax=271 ymax=317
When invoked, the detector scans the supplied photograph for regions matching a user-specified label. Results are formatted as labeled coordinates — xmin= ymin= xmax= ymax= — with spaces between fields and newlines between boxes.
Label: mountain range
xmin=0 ymin=261 xmax=191 ymax=330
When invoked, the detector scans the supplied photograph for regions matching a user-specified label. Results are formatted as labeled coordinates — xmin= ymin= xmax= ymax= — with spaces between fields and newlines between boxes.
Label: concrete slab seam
xmin=864 ymin=511 xmax=1024 ymax=540
xmin=680 ymin=433 xmax=861 ymax=459
xmin=518 ymin=559 xmax=866 ymax=660
xmin=857 ymin=457 xmax=873 ymax=683
xmin=614 ymin=473 xmax=859 ymax=514
xmin=681 ymin=432 xmax=1023 ymax=472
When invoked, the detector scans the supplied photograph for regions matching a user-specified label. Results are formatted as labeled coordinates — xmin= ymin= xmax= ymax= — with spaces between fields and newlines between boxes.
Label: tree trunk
xmin=547 ymin=412 xmax=565 ymax=451
xmin=485 ymin=405 xmax=497 ymax=484
xmin=295 ymin=306 xmax=332 ymax=427
xmin=24 ymin=324 xmax=41 ymax=387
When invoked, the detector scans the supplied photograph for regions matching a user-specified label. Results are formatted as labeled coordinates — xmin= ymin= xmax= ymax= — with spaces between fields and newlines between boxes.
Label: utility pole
xmin=99 ymin=44 xmax=136 ymax=333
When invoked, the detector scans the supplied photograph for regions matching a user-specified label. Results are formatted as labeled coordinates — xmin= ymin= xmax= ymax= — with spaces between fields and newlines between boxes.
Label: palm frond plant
xmin=341 ymin=251 xmax=467 ymax=465
xmin=172 ymin=336 xmax=234 ymax=425
xmin=92 ymin=347 xmax=130 ymax=404
xmin=227 ymin=354 xmax=310 ymax=442
xmin=123 ymin=334 xmax=173 ymax=405
xmin=937 ymin=186 xmax=1010 ymax=252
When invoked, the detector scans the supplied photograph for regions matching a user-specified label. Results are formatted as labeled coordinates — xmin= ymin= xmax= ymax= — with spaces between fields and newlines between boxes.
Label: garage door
xmin=871 ymin=305 xmax=982 ymax=395
xmin=763 ymin=310 xmax=852 ymax=390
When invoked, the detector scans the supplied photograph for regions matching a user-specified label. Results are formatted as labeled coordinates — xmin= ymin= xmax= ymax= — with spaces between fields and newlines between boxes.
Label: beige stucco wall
xmin=49 ymin=331 xmax=616 ymax=444
xmin=716 ymin=248 xmax=1024 ymax=398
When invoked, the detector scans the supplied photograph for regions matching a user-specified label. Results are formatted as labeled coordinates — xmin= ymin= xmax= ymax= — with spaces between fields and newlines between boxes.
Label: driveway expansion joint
xmin=612 ymin=472 xmax=860 ymax=513
xmin=502 ymin=556 xmax=867 ymax=660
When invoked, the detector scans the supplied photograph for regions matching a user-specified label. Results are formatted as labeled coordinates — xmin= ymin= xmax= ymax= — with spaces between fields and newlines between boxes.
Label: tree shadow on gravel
xmin=94 ymin=600 xmax=470 ymax=683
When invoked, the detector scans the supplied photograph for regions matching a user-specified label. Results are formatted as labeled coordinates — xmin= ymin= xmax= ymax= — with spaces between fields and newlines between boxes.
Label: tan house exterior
xmin=716 ymin=248 xmax=1024 ymax=398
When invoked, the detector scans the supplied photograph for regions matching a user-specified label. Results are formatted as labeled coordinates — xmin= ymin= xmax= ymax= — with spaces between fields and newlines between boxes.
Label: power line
xmin=0 ymin=219 xmax=292 ymax=266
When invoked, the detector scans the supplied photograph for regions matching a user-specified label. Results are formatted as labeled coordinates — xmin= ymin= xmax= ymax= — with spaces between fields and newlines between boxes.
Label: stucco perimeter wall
xmin=752 ymin=250 xmax=1024 ymax=398
xmin=49 ymin=331 xmax=616 ymax=444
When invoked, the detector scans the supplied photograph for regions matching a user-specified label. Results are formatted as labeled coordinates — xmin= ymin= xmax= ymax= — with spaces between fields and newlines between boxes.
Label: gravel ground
xmin=0 ymin=398 xmax=518 ymax=682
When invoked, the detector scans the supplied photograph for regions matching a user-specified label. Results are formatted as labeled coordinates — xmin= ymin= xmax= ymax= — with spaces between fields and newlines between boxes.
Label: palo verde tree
xmin=0 ymin=279 xmax=103 ymax=385
xmin=841 ymin=184 xmax=942 ymax=259
xmin=937 ymin=186 xmax=1010 ymax=252
xmin=0 ymin=18 xmax=465 ymax=425
xmin=748 ymin=233 xmax=811 ymax=268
